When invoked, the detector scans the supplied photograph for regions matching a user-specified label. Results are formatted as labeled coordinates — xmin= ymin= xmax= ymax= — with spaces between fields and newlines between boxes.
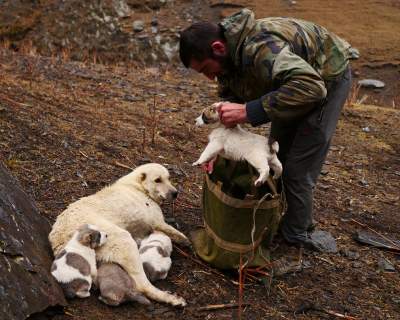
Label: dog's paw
xmin=254 ymin=179 xmax=263 ymax=187
xmin=192 ymin=161 xmax=200 ymax=166
xmin=172 ymin=296 xmax=187 ymax=307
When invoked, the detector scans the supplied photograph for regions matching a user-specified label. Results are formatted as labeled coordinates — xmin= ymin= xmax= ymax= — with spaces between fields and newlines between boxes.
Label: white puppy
xmin=49 ymin=163 xmax=189 ymax=307
xmin=50 ymin=224 xmax=107 ymax=299
xmin=139 ymin=231 xmax=173 ymax=282
xmin=193 ymin=102 xmax=283 ymax=186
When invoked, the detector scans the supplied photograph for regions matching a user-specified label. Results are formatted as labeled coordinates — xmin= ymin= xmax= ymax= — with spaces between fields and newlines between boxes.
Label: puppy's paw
xmin=273 ymin=172 xmax=282 ymax=179
xmin=192 ymin=161 xmax=200 ymax=166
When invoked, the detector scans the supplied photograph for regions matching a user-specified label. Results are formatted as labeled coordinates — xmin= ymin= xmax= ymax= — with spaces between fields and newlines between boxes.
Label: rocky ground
xmin=0 ymin=0 xmax=399 ymax=319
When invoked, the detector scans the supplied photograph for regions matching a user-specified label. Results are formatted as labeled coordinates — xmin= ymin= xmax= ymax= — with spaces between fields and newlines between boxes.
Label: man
xmin=179 ymin=9 xmax=354 ymax=251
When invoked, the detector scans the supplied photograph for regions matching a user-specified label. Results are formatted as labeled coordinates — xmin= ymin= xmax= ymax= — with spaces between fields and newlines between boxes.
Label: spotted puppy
xmin=97 ymin=262 xmax=151 ymax=306
xmin=193 ymin=102 xmax=283 ymax=186
xmin=51 ymin=224 xmax=107 ymax=298
xmin=139 ymin=231 xmax=172 ymax=282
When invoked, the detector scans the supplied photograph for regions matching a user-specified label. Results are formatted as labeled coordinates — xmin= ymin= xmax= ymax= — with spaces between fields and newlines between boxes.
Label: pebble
xmin=377 ymin=258 xmax=396 ymax=272
xmin=358 ymin=79 xmax=385 ymax=89
xmin=133 ymin=20 xmax=144 ymax=32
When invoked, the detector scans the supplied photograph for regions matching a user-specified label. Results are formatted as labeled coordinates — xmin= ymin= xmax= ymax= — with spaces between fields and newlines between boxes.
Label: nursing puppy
xmin=139 ymin=231 xmax=172 ymax=282
xmin=193 ymin=102 xmax=283 ymax=186
xmin=49 ymin=163 xmax=189 ymax=307
xmin=97 ymin=262 xmax=151 ymax=306
xmin=50 ymin=224 xmax=107 ymax=299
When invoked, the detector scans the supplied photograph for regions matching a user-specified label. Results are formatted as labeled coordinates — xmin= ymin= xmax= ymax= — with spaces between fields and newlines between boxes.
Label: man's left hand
xmin=216 ymin=102 xmax=248 ymax=127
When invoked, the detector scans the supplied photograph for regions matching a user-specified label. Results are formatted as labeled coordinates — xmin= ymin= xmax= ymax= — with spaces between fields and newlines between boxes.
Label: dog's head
xmin=76 ymin=224 xmax=108 ymax=249
xmin=125 ymin=163 xmax=178 ymax=203
xmin=195 ymin=102 xmax=222 ymax=126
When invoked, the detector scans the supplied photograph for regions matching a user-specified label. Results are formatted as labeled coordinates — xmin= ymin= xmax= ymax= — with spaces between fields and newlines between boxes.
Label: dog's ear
xmin=89 ymin=230 xmax=102 ymax=249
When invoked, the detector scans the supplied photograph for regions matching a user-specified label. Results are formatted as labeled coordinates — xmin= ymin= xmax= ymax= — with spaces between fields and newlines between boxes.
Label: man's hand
xmin=216 ymin=102 xmax=248 ymax=127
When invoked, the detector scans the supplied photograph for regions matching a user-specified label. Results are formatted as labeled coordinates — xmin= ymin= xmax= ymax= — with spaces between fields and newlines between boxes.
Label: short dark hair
xmin=179 ymin=22 xmax=224 ymax=68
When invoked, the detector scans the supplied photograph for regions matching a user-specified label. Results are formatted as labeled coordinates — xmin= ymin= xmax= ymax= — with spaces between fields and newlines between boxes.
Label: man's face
xmin=190 ymin=57 xmax=223 ymax=81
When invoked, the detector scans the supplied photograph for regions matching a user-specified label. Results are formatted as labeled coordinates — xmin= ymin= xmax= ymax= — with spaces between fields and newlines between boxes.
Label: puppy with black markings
xmin=193 ymin=102 xmax=283 ymax=186
xmin=51 ymin=224 xmax=107 ymax=299
xmin=139 ymin=231 xmax=172 ymax=282
xmin=97 ymin=262 xmax=151 ymax=306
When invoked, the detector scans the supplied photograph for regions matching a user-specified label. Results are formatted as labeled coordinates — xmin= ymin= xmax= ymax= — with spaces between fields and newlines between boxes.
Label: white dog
xmin=50 ymin=224 xmax=107 ymax=299
xmin=193 ymin=102 xmax=283 ymax=186
xmin=139 ymin=231 xmax=172 ymax=282
xmin=49 ymin=163 xmax=189 ymax=306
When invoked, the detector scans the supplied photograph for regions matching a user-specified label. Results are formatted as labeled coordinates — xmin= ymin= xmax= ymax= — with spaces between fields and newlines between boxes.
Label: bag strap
xmin=204 ymin=220 xmax=268 ymax=254
xmin=205 ymin=175 xmax=280 ymax=210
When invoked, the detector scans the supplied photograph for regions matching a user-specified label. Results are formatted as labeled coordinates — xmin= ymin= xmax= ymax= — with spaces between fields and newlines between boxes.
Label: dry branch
xmin=197 ymin=303 xmax=250 ymax=312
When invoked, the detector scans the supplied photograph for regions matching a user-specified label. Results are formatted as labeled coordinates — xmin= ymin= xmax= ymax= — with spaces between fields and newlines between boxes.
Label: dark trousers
xmin=272 ymin=67 xmax=352 ymax=243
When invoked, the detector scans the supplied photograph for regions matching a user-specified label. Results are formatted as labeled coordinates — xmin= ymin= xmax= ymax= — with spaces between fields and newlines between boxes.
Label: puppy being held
xmin=49 ymin=163 xmax=189 ymax=307
xmin=193 ymin=102 xmax=283 ymax=186
xmin=139 ymin=231 xmax=172 ymax=282
xmin=51 ymin=224 xmax=107 ymax=299
xmin=97 ymin=262 xmax=151 ymax=306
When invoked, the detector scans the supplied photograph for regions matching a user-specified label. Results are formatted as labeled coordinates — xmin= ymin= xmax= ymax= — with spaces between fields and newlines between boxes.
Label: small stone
xmin=133 ymin=20 xmax=144 ymax=32
xmin=377 ymin=258 xmax=396 ymax=272
xmin=136 ymin=34 xmax=149 ymax=40
xmin=341 ymin=248 xmax=360 ymax=260
xmin=349 ymin=47 xmax=360 ymax=59
xmin=358 ymin=79 xmax=385 ymax=89
xmin=151 ymin=17 xmax=158 ymax=26
xmin=362 ymin=126 xmax=371 ymax=132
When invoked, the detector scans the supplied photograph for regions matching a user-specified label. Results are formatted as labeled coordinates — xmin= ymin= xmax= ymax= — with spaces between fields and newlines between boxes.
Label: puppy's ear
xmin=89 ymin=230 xmax=101 ymax=249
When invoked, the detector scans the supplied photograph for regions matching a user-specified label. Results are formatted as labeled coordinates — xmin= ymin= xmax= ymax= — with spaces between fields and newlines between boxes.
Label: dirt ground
xmin=0 ymin=1 xmax=399 ymax=319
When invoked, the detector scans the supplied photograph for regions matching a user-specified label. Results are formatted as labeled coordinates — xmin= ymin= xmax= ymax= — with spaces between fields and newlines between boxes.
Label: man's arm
xmin=246 ymin=44 xmax=327 ymax=126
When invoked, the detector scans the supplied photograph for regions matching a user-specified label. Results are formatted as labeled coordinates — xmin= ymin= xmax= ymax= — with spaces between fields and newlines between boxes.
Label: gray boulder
xmin=0 ymin=162 xmax=66 ymax=320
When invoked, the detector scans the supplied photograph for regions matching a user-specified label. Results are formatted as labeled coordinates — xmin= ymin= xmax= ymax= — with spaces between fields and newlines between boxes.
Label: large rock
xmin=0 ymin=162 xmax=66 ymax=320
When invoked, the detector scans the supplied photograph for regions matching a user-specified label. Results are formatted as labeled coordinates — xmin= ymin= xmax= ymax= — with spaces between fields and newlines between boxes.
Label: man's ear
xmin=211 ymin=40 xmax=227 ymax=57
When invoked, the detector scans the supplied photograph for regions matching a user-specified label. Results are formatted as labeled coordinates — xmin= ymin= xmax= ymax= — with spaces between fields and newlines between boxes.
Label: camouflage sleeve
xmin=246 ymin=40 xmax=327 ymax=126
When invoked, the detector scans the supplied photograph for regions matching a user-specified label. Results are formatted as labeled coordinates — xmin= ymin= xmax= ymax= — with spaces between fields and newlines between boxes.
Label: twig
xmin=0 ymin=93 xmax=30 ymax=108
xmin=320 ymin=308 xmax=359 ymax=320
xmin=79 ymin=150 xmax=89 ymax=158
xmin=298 ymin=303 xmax=359 ymax=320
xmin=198 ymin=303 xmax=250 ymax=312
xmin=141 ymin=126 xmax=146 ymax=154
xmin=114 ymin=161 xmax=134 ymax=171
xmin=351 ymin=218 xmax=400 ymax=250
xmin=150 ymin=95 xmax=157 ymax=145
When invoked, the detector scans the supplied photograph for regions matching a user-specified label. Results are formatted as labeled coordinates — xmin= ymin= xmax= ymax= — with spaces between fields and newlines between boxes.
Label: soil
xmin=0 ymin=1 xmax=399 ymax=319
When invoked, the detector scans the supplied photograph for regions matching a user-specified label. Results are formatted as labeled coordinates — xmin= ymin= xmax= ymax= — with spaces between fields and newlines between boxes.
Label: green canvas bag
xmin=191 ymin=156 xmax=283 ymax=269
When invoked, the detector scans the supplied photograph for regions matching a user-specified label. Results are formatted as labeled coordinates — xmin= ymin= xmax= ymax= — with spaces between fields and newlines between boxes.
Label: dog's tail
xmin=138 ymin=279 xmax=186 ymax=307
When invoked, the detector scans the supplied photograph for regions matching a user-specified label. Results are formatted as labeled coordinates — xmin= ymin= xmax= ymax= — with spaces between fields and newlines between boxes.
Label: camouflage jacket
xmin=218 ymin=9 xmax=354 ymax=125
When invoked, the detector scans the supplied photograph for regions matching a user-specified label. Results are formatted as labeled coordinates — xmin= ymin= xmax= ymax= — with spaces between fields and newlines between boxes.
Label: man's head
xmin=179 ymin=22 xmax=229 ymax=80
